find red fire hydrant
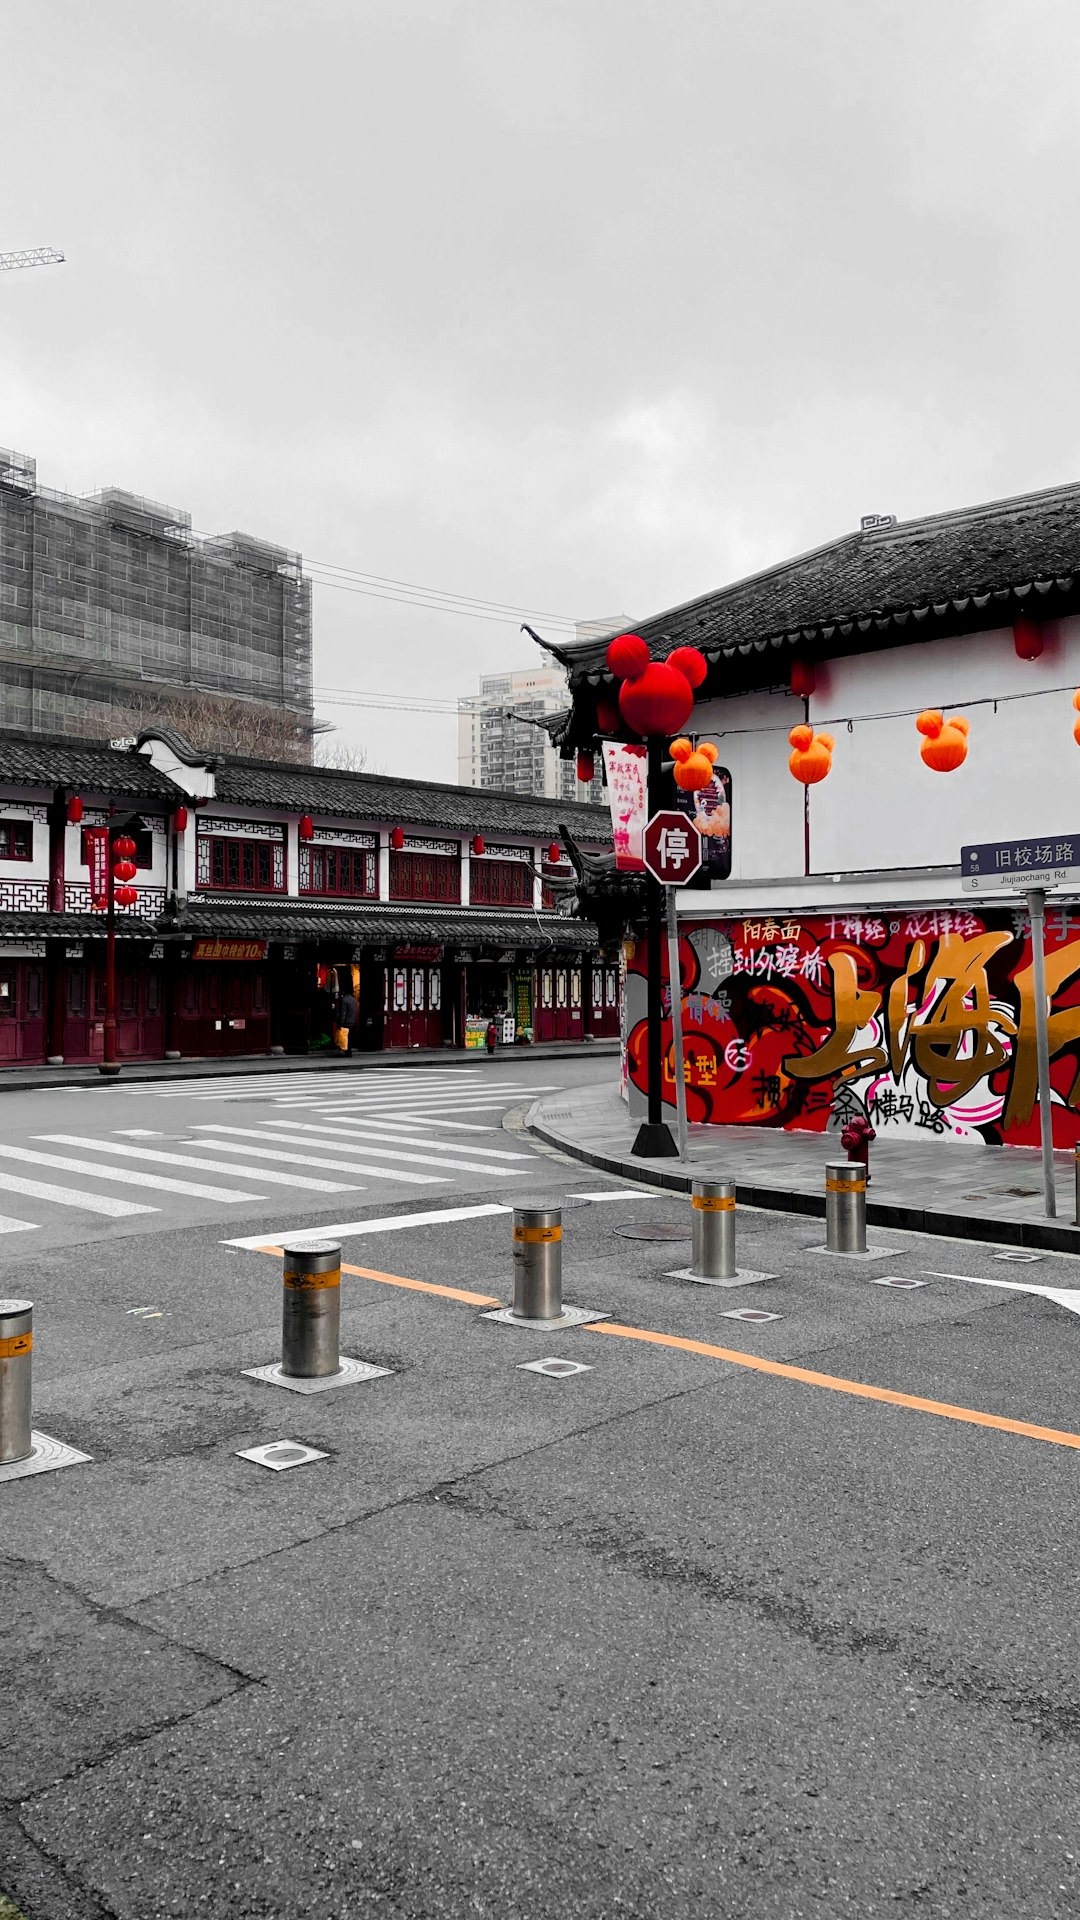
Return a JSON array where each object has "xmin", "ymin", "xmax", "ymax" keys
[{"xmin": 840, "ymin": 1113, "xmax": 875, "ymax": 1181}]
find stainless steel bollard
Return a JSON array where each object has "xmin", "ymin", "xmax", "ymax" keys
[
  {"xmin": 281, "ymin": 1243, "xmax": 342, "ymax": 1378},
  {"xmin": 512, "ymin": 1207, "xmax": 563, "ymax": 1320},
  {"xmin": 825, "ymin": 1162, "xmax": 867, "ymax": 1254},
  {"xmin": 0, "ymin": 1298, "xmax": 33, "ymax": 1465},
  {"xmin": 691, "ymin": 1179, "xmax": 737, "ymax": 1280}
]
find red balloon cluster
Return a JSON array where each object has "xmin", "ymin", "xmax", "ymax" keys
[{"xmin": 605, "ymin": 634, "xmax": 708, "ymax": 737}]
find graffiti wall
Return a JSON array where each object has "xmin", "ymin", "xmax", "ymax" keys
[{"xmin": 625, "ymin": 907, "xmax": 1080, "ymax": 1146}]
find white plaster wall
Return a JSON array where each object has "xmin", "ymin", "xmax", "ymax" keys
[
  {"xmin": 688, "ymin": 688, "xmax": 805, "ymax": 880},
  {"xmin": 808, "ymin": 617, "xmax": 1080, "ymax": 872}
]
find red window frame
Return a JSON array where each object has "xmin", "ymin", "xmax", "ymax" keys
[
  {"xmin": 300, "ymin": 845, "xmax": 378, "ymax": 898},
  {"xmin": 470, "ymin": 859, "xmax": 533, "ymax": 907},
  {"xmin": 389, "ymin": 851, "xmax": 460, "ymax": 903},
  {"xmin": 0, "ymin": 821, "xmax": 32, "ymax": 861},
  {"xmin": 197, "ymin": 835, "xmax": 286, "ymax": 893}
]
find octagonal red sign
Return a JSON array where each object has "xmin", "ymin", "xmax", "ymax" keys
[{"xmin": 641, "ymin": 810, "xmax": 703, "ymax": 886}]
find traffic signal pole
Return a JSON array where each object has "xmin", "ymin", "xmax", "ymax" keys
[
  {"xmin": 100, "ymin": 805, "xmax": 120, "ymax": 1078},
  {"xmin": 632, "ymin": 736, "xmax": 678, "ymax": 1158}
]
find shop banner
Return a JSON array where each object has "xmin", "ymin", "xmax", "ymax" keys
[
  {"xmin": 602, "ymin": 742, "xmax": 647, "ymax": 872},
  {"xmin": 84, "ymin": 827, "xmax": 109, "ymax": 909},
  {"xmin": 192, "ymin": 939, "xmax": 268, "ymax": 961}
]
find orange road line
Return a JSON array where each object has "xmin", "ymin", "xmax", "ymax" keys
[
  {"xmin": 589, "ymin": 1323, "xmax": 1080, "ymax": 1452},
  {"xmin": 252, "ymin": 1245, "xmax": 500, "ymax": 1308}
]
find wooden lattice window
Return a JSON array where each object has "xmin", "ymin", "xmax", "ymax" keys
[
  {"xmin": 470, "ymin": 860, "xmax": 533, "ymax": 907},
  {"xmin": 197, "ymin": 836, "xmax": 286, "ymax": 892},
  {"xmin": 389, "ymin": 852, "xmax": 460, "ymax": 903},
  {"xmin": 300, "ymin": 846, "xmax": 377, "ymax": 897},
  {"xmin": 0, "ymin": 821, "xmax": 32, "ymax": 861}
]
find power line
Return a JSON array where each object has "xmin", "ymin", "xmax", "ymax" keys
[
  {"xmin": 305, "ymin": 569, "xmax": 576, "ymax": 627},
  {"xmin": 304, "ymin": 556, "xmax": 577, "ymax": 622}
]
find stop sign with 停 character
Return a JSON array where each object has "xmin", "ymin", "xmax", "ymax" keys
[{"xmin": 642, "ymin": 810, "xmax": 703, "ymax": 885}]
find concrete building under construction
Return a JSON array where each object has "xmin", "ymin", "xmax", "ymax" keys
[{"xmin": 0, "ymin": 447, "xmax": 314, "ymax": 758}]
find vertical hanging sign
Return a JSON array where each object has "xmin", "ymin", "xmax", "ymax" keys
[
  {"xmin": 84, "ymin": 827, "xmax": 109, "ymax": 908},
  {"xmin": 602, "ymin": 742, "xmax": 648, "ymax": 872}
]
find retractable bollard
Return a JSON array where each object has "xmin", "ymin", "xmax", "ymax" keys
[
  {"xmin": 0, "ymin": 1298, "xmax": 33, "ymax": 1466},
  {"xmin": 691, "ymin": 1180, "xmax": 737, "ymax": 1280},
  {"xmin": 281, "ymin": 1243, "xmax": 342, "ymax": 1378},
  {"xmin": 825, "ymin": 1162, "xmax": 867, "ymax": 1254},
  {"xmin": 512, "ymin": 1207, "xmax": 563, "ymax": 1321}
]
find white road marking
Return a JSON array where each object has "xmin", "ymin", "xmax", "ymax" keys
[
  {"xmin": 7, "ymin": 1142, "xmax": 263, "ymax": 1203},
  {"xmin": 569, "ymin": 1191, "xmax": 661, "ymax": 1201},
  {"xmin": 190, "ymin": 1124, "xmax": 520, "ymax": 1179},
  {"xmin": 36, "ymin": 1136, "xmax": 362, "ymax": 1194},
  {"xmin": 224, "ymin": 1201, "xmax": 512, "ymax": 1249},
  {"xmin": 251, "ymin": 1120, "xmax": 532, "ymax": 1161},
  {"xmin": 182, "ymin": 1133, "xmax": 447, "ymax": 1184},
  {"xmin": 114, "ymin": 1129, "xmax": 167, "ymax": 1138},
  {"xmin": 925, "ymin": 1269, "xmax": 1080, "ymax": 1318},
  {"xmin": 0, "ymin": 1169, "xmax": 155, "ymax": 1217},
  {"xmin": 0, "ymin": 1214, "xmax": 38, "ymax": 1234}
]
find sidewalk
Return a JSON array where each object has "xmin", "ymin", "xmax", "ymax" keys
[
  {"xmin": 0, "ymin": 1036, "xmax": 619, "ymax": 1096},
  {"xmin": 528, "ymin": 1080, "xmax": 1080, "ymax": 1255}
]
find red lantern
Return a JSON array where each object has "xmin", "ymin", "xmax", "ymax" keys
[
  {"xmin": 595, "ymin": 695, "xmax": 620, "ymax": 735},
  {"xmin": 547, "ymin": 841, "xmax": 561, "ymax": 863},
  {"xmin": 298, "ymin": 814, "xmax": 314, "ymax": 841},
  {"xmin": 66, "ymin": 795, "xmax": 83, "ymax": 825},
  {"xmin": 112, "ymin": 859, "xmax": 137, "ymax": 882},
  {"xmin": 472, "ymin": 835, "xmax": 485, "ymax": 856},
  {"xmin": 113, "ymin": 834, "xmax": 136, "ymax": 858},
  {"xmin": 114, "ymin": 885, "xmax": 138, "ymax": 907},
  {"xmin": 790, "ymin": 657, "xmax": 816, "ymax": 698},
  {"xmin": 1013, "ymin": 618, "xmax": 1044, "ymax": 661},
  {"xmin": 390, "ymin": 826, "xmax": 405, "ymax": 851},
  {"xmin": 173, "ymin": 805, "xmax": 188, "ymax": 832},
  {"xmin": 576, "ymin": 750, "xmax": 595, "ymax": 784}
]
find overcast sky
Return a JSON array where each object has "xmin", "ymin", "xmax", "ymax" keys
[{"xmin": 5, "ymin": 0, "xmax": 1079, "ymax": 780}]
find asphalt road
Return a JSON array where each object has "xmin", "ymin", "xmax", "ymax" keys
[{"xmin": 1, "ymin": 1055, "xmax": 1077, "ymax": 1919}]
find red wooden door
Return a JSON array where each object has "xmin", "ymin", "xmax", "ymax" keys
[{"xmin": 0, "ymin": 961, "xmax": 45, "ymax": 1063}]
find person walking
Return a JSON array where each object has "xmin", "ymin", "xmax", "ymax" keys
[{"xmin": 334, "ymin": 985, "xmax": 359, "ymax": 1057}]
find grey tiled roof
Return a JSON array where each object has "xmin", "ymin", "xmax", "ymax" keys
[
  {"xmin": 213, "ymin": 757, "xmax": 611, "ymax": 842},
  {"xmin": 560, "ymin": 479, "xmax": 1080, "ymax": 685},
  {"xmin": 0, "ymin": 913, "xmax": 163, "ymax": 940},
  {"xmin": 0, "ymin": 731, "xmax": 183, "ymax": 798},
  {"xmin": 171, "ymin": 899, "xmax": 598, "ymax": 948}
]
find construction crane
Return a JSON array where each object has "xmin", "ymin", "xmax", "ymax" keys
[{"xmin": 0, "ymin": 248, "xmax": 65, "ymax": 272}]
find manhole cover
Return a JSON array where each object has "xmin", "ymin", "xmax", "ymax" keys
[
  {"xmin": 870, "ymin": 1275, "xmax": 927, "ymax": 1289},
  {"xmin": 518, "ymin": 1357, "xmax": 592, "ymax": 1378},
  {"xmin": 992, "ymin": 1250, "xmax": 1043, "ymax": 1263},
  {"xmin": 962, "ymin": 1187, "xmax": 1040, "ymax": 1200},
  {"xmin": 721, "ymin": 1307, "xmax": 781, "ymax": 1323},
  {"xmin": 508, "ymin": 1194, "xmax": 591, "ymax": 1211},
  {"xmin": 615, "ymin": 1223, "xmax": 691, "ymax": 1242}
]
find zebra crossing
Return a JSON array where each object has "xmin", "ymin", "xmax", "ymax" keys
[{"xmin": 0, "ymin": 1069, "xmax": 555, "ymax": 1241}]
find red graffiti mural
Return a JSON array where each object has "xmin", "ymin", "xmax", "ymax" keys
[{"xmin": 626, "ymin": 908, "xmax": 1080, "ymax": 1145}]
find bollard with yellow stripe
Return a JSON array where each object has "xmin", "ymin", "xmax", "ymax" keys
[
  {"xmin": 281, "ymin": 1243, "xmax": 342, "ymax": 1379},
  {"xmin": 512, "ymin": 1206, "xmax": 563, "ymax": 1321},
  {"xmin": 824, "ymin": 1161, "xmax": 867, "ymax": 1254},
  {"xmin": 691, "ymin": 1179, "xmax": 737, "ymax": 1280},
  {"xmin": 0, "ymin": 1298, "xmax": 33, "ymax": 1466}
]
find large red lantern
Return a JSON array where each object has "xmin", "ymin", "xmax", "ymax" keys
[
  {"xmin": 1013, "ymin": 618, "xmax": 1044, "ymax": 661},
  {"xmin": 112, "ymin": 859, "xmax": 137, "ymax": 883},
  {"xmin": 790, "ymin": 657, "xmax": 816, "ymax": 698},
  {"xmin": 114, "ymin": 885, "xmax": 138, "ymax": 908},
  {"xmin": 471, "ymin": 834, "xmax": 485, "ymax": 856},
  {"xmin": 576, "ymin": 750, "xmax": 595, "ymax": 784},
  {"xmin": 298, "ymin": 814, "xmax": 314, "ymax": 841},
  {"xmin": 595, "ymin": 694, "xmax": 620, "ymax": 735},
  {"xmin": 606, "ymin": 634, "xmax": 707, "ymax": 737},
  {"xmin": 173, "ymin": 805, "xmax": 188, "ymax": 832},
  {"xmin": 390, "ymin": 826, "xmax": 405, "ymax": 851},
  {"xmin": 546, "ymin": 841, "xmax": 561, "ymax": 863},
  {"xmin": 113, "ymin": 834, "xmax": 136, "ymax": 859},
  {"xmin": 66, "ymin": 795, "xmax": 83, "ymax": 825}
]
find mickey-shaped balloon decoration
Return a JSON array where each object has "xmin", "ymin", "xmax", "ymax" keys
[
  {"xmin": 1072, "ymin": 689, "xmax": 1080, "ymax": 744},
  {"xmin": 670, "ymin": 736, "xmax": 719, "ymax": 792},
  {"xmin": 788, "ymin": 724, "xmax": 834, "ymax": 784},
  {"xmin": 916, "ymin": 710, "xmax": 969, "ymax": 772},
  {"xmin": 605, "ymin": 633, "xmax": 708, "ymax": 736}
]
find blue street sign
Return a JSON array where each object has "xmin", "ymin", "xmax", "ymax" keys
[{"xmin": 960, "ymin": 834, "xmax": 1080, "ymax": 891}]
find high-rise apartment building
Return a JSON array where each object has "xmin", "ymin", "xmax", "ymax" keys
[
  {"xmin": 0, "ymin": 446, "xmax": 314, "ymax": 757},
  {"xmin": 457, "ymin": 664, "xmax": 603, "ymax": 802}
]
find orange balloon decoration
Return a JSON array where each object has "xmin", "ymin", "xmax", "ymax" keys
[
  {"xmin": 670, "ymin": 736, "xmax": 719, "ymax": 792},
  {"xmin": 1072, "ymin": 689, "xmax": 1080, "ymax": 747},
  {"xmin": 916, "ymin": 710, "xmax": 969, "ymax": 772},
  {"xmin": 788, "ymin": 724, "xmax": 834, "ymax": 785}
]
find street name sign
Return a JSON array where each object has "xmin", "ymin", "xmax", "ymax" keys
[
  {"xmin": 960, "ymin": 835, "xmax": 1080, "ymax": 892},
  {"xmin": 642, "ymin": 810, "xmax": 703, "ymax": 886}
]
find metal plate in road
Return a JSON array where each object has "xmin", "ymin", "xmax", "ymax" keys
[{"xmin": 615, "ymin": 1222, "xmax": 691, "ymax": 1241}]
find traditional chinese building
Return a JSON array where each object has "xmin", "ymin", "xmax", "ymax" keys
[
  {"xmin": 0, "ymin": 727, "xmax": 620, "ymax": 1065},
  {"xmin": 553, "ymin": 478, "xmax": 1080, "ymax": 1148}
]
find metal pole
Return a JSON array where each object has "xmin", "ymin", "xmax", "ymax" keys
[
  {"xmin": 1074, "ymin": 1146, "xmax": 1080, "ymax": 1228},
  {"xmin": 825, "ymin": 1161, "xmax": 867, "ymax": 1253},
  {"xmin": 666, "ymin": 885, "xmax": 689, "ymax": 1159},
  {"xmin": 281, "ymin": 1242, "xmax": 341, "ymax": 1378},
  {"xmin": 512, "ymin": 1206, "xmax": 563, "ymax": 1320},
  {"xmin": 691, "ymin": 1180, "xmax": 736, "ymax": 1280},
  {"xmin": 1026, "ymin": 887, "xmax": 1057, "ymax": 1219},
  {"xmin": 0, "ymin": 1298, "xmax": 33, "ymax": 1465},
  {"xmin": 632, "ymin": 735, "xmax": 677, "ymax": 1158},
  {"xmin": 100, "ymin": 805, "xmax": 120, "ymax": 1078}
]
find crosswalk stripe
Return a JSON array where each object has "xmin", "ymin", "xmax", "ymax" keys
[
  {"xmin": 36, "ymin": 1136, "xmax": 363, "ymax": 1194},
  {"xmin": 252, "ymin": 1120, "xmax": 532, "ymax": 1162},
  {"xmin": 224, "ymin": 1201, "xmax": 512, "ymax": 1248},
  {"xmin": 190, "ymin": 1125, "xmax": 521, "ymax": 1179},
  {"xmin": 0, "ymin": 1167, "xmax": 155, "ymax": 1217},
  {"xmin": 0, "ymin": 1214, "xmax": 39, "ymax": 1234},
  {"xmin": 8, "ymin": 1142, "xmax": 264, "ymax": 1203}
]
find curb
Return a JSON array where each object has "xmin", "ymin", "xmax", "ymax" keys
[{"xmin": 526, "ymin": 1116, "xmax": 1080, "ymax": 1257}]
